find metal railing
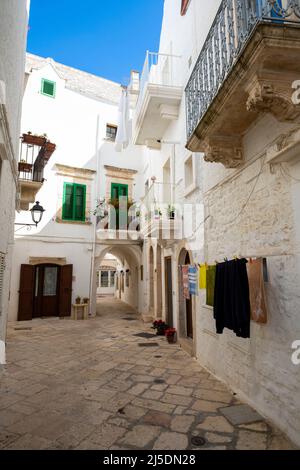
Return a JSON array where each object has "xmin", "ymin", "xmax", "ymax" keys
[
  {"xmin": 136, "ymin": 51, "xmax": 182, "ymax": 115},
  {"xmin": 141, "ymin": 182, "xmax": 178, "ymax": 222},
  {"xmin": 185, "ymin": 0, "xmax": 300, "ymax": 139},
  {"xmin": 18, "ymin": 143, "xmax": 45, "ymax": 183}
]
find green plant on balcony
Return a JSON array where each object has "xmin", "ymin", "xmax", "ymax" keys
[
  {"xmin": 167, "ymin": 205, "xmax": 176, "ymax": 220},
  {"xmin": 107, "ymin": 198, "xmax": 135, "ymax": 210}
]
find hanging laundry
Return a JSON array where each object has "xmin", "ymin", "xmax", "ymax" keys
[
  {"xmin": 206, "ymin": 265, "xmax": 216, "ymax": 307},
  {"xmin": 188, "ymin": 265, "xmax": 198, "ymax": 296},
  {"xmin": 214, "ymin": 259, "xmax": 250, "ymax": 338},
  {"xmin": 199, "ymin": 264, "xmax": 207, "ymax": 290},
  {"xmin": 181, "ymin": 265, "xmax": 190, "ymax": 300},
  {"xmin": 247, "ymin": 258, "xmax": 268, "ymax": 324}
]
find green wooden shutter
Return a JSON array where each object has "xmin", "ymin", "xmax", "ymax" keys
[
  {"xmin": 62, "ymin": 183, "xmax": 74, "ymax": 220},
  {"xmin": 74, "ymin": 184, "xmax": 86, "ymax": 221}
]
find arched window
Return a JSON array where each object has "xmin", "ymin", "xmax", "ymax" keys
[{"xmin": 181, "ymin": 0, "xmax": 190, "ymax": 16}]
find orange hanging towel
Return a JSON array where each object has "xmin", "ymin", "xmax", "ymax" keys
[{"xmin": 247, "ymin": 258, "xmax": 268, "ymax": 324}]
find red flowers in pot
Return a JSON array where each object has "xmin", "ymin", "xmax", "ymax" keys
[
  {"xmin": 165, "ymin": 328, "xmax": 177, "ymax": 344},
  {"xmin": 152, "ymin": 320, "xmax": 168, "ymax": 336}
]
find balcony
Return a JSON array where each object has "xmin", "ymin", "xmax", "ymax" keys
[
  {"xmin": 95, "ymin": 198, "xmax": 141, "ymax": 241},
  {"xmin": 185, "ymin": 0, "xmax": 300, "ymax": 168},
  {"xmin": 18, "ymin": 133, "xmax": 56, "ymax": 210},
  {"xmin": 140, "ymin": 183, "xmax": 182, "ymax": 239},
  {"xmin": 133, "ymin": 52, "xmax": 182, "ymax": 148}
]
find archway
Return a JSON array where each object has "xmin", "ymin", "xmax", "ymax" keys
[
  {"xmin": 92, "ymin": 244, "xmax": 142, "ymax": 316},
  {"xmin": 178, "ymin": 248, "xmax": 193, "ymax": 340}
]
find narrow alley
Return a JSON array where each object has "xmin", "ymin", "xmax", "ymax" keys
[{"xmin": 0, "ymin": 299, "xmax": 295, "ymax": 450}]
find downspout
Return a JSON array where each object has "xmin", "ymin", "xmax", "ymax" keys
[{"xmin": 89, "ymin": 114, "xmax": 100, "ymax": 316}]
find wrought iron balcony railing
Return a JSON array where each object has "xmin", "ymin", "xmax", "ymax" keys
[
  {"xmin": 185, "ymin": 0, "xmax": 300, "ymax": 140},
  {"xmin": 18, "ymin": 133, "xmax": 56, "ymax": 183}
]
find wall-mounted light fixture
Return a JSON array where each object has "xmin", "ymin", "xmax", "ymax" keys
[{"xmin": 15, "ymin": 201, "xmax": 45, "ymax": 229}]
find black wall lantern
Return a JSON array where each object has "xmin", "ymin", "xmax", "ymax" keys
[
  {"xmin": 30, "ymin": 201, "xmax": 45, "ymax": 226},
  {"xmin": 15, "ymin": 201, "xmax": 45, "ymax": 229}
]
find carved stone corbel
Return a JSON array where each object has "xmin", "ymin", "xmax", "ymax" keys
[
  {"xmin": 203, "ymin": 135, "xmax": 244, "ymax": 169},
  {"xmin": 246, "ymin": 75, "xmax": 300, "ymax": 122}
]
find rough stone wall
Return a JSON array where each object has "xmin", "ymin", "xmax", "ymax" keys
[{"xmin": 196, "ymin": 121, "xmax": 300, "ymax": 445}]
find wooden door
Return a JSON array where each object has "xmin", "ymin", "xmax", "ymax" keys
[
  {"xmin": 165, "ymin": 257, "xmax": 173, "ymax": 327},
  {"xmin": 18, "ymin": 265, "xmax": 35, "ymax": 321},
  {"xmin": 185, "ymin": 252, "xmax": 193, "ymax": 339},
  {"xmin": 41, "ymin": 265, "xmax": 59, "ymax": 317},
  {"xmin": 59, "ymin": 265, "xmax": 73, "ymax": 317}
]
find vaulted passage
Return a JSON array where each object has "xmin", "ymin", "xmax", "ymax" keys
[{"xmin": 0, "ymin": 297, "xmax": 294, "ymax": 450}]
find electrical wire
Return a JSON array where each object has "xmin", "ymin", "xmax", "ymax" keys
[{"xmin": 280, "ymin": 163, "xmax": 300, "ymax": 182}]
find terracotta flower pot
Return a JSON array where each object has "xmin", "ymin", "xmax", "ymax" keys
[
  {"xmin": 22, "ymin": 134, "xmax": 47, "ymax": 147},
  {"xmin": 18, "ymin": 162, "xmax": 33, "ymax": 173},
  {"xmin": 167, "ymin": 335, "xmax": 176, "ymax": 344}
]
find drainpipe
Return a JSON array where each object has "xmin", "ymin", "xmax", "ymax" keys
[{"xmin": 88, "ymin": 115, "xmax": 101, "ymax": 316}]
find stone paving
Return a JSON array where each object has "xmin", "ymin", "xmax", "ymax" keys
[{"xmin": 0, "ymin": 298, "xmax": 296, "ymax": 450}]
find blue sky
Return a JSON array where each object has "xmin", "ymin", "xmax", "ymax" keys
[{"xmin": 27, "ymin": 0, "xmax": 164, "ymax": 84}]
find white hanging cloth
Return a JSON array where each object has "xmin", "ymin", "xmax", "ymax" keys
[{"xmin": 115, "ymin": 87, "xmax": 130, "ymax": 152}]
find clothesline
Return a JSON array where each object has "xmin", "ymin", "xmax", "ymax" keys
[{"xmin": 179, "ymin": 257, "xmax": 269, "ymax": 338}]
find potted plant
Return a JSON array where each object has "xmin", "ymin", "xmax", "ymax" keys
[
  {"xmin": 165, "ymin": 328, "xmax": 177, "ymax": 344},
  {"xmin": 18, "ymin": 160, "xmax": 33, "ymax": 173},
  {"xmin": 44, "ymin": 141, "xmax": 56, "ymax": 153},
  {"xmin": 152, "ymin": 320, "xmax": 168, "ymax": 336},
  {"xmin": 168, "ymin": 205, "xmax": 176, "ymax": 220},
  {"xmin": 83, "ymin": 297, "xmax": 89, "ymax": 304},
  {"xmin": 154, "ymin": 208, "xmax": 162, "ymax": 220},
  {"xmin": 22, "ymin": 132, "xmax": 47, "ymax": 147},
  {"xmin": 75, "ymin": 296, "xmax": 81, "ymax": 305}
]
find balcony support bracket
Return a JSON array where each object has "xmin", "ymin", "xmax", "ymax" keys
[
  {"xmin": 203, "ymin": 135, "xmax": 244, "ymax": 169},
  {"xmin": 246, "ymin": 74, "xmax": 300, "ymax": 123}
]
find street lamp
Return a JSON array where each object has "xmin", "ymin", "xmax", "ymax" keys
[
  {"xmin": 15, "ymin": 201, "xmax": 45, "ymax": 229},
  {"xmin": 30, "ymin": 201, "xmax": 45, "ymax": 226}
]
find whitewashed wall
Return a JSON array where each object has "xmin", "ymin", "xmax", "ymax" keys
[
  {"xmin": 0, "ymin": 0, "xmax": 30, "ymax": 342},
  {"xmin": 10, "ymin": 55, "xmax": 145, "ymax": 321},
  {"xmin": 141, "ymin": 0, "xmax": 300, "ymax": 446}
]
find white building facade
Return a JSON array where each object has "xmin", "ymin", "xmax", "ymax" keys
[
  {"xmin": 9, "ymin": 54, "xmax": 146, "ymax": 323},
  {"xmin": 6, "ymin": 0, "xmax": 300, "ymax": 448},
  {"xmin": 130, "ymin": 0, "xmax": 300, "ymax": 447},
  {"xmin": 0, "ymin": 0, "xmax": 30, "ymax": 350}
]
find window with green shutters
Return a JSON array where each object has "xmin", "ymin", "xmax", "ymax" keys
[
  {"xmin": 41, "ymin": 78, "xmax": 56, "ymax": 98},
  {"xmin": 62, "ymin": 183, "xmax": 86, "ymax": 222}
]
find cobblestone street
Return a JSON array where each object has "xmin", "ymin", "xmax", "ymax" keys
[{"xmin": 0, "ymin": 299, "xmax": 296, "ymax": 450}]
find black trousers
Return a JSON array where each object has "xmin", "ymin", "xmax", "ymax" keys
[{"xmin": 213, "ymin": 259, "xmax": 250, "ymax": 338}]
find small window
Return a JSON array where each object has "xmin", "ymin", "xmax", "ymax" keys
[
  {"xmin": 101, "ymin": 271, "xmax": 109, "ymax": 287},
  {"xmin": 110, "ymin": 271, "xmax": 116, "ymax": 287},
  {"xmin": 62, "ymin": 182, "xmax": 86, "ymax": 222},
  {"xmin": 41, "ymin": 79, "xmax": 56, "ymax": 98},
  {"xmin": 106, "ymin": 124, "xmax": 118, "ymax": 141},
  {"xmin": 181, "ymin": 0, "xmax": 190, "ymax": 15}
]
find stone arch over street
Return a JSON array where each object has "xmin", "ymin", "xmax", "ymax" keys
[{"xmin": 92, "ymin": 243, "xmax": 142, "ymax": 316}]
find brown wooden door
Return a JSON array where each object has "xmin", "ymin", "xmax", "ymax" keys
[
  {"xmin": 33, "ymin": 265, "xmax": 60, "ymax": 318},
  {"xmin": 185, "ymin": 252, "xmax": 193, "ymax": 339},
  {"xmin": 18, "ymin": 265, "xmax": 35, "ymax": 321},
  {"xmin": 165, "ymin": 257, "xmax": 173, "ymax": 327},
  {"xmin": 41, "ymin": 266, "xmax": 59, "ymax": 317},
  {"xmin": 59, "ymin": 265, "xmax": 73, "ymax": 317}
]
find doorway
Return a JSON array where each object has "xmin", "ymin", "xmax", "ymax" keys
[
  {"xmin": 33, "ymin": 264, "xmax": 60, "ymax": 318},
  {"xmin": 165, "ymin": 257, "xmax": 173, "ymax": 327},
  {"xmin": 178, "ymin": 249, "xmax": 193, "ymax": 340},
  {"xmin": 18, "ymin": 263, "xmax": 73, "ymax": 321},
  {"xmin": 184, "ymin": 252, "xmax": 193, "ymax": 339}
]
